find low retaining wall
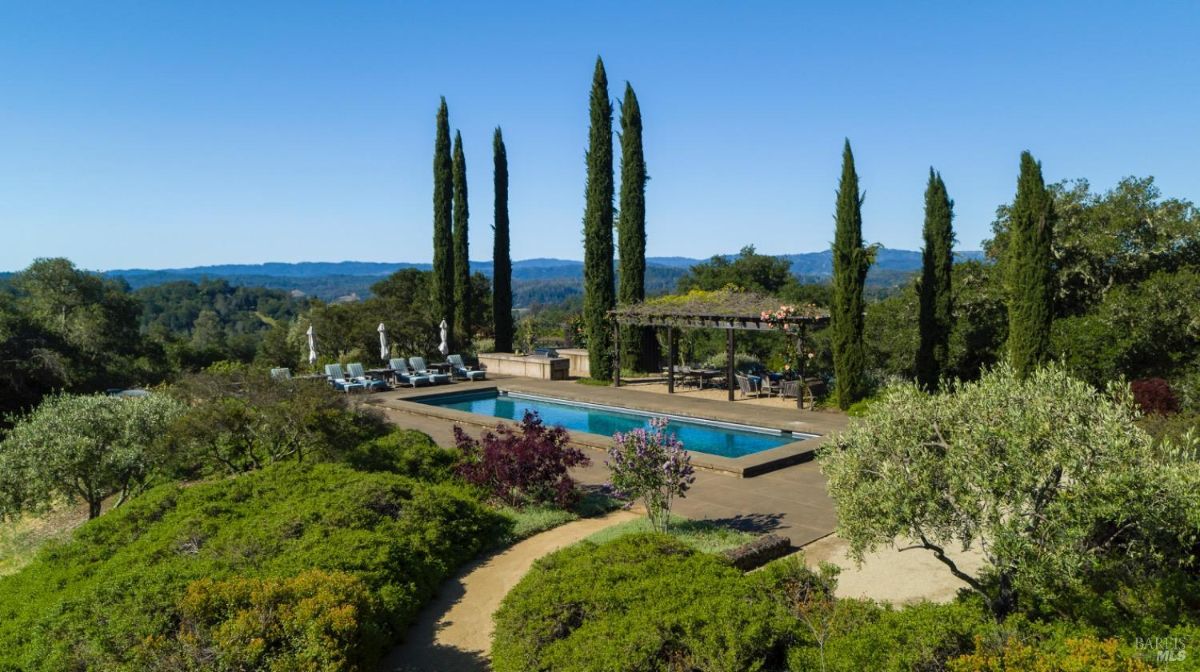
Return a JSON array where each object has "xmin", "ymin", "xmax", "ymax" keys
[
  {"xmin": 557, "ymin": 348, "xmax": 590, "ymax": 378},
  {"xmin": 478, "ymin": 352, "xmax": 570, "ymax": 380}
]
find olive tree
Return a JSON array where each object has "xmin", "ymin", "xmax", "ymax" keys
[
  {"xmin": 0, "ymin": 393, "xmax": 183, "ymax": 519},
  {"xmin": 819, "ymin": 364, "xmax": 1199, "ymax": 618}
]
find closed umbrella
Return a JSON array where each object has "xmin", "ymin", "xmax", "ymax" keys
[
  {"xmin": 306, "ymin": 325, "xmax": 317, "ymax": 365},
  {"xmin": 438, "ymin": 319, "xmax": 449, "ymax": 356},
  {"xmin": 377, "ymin": 322, "xmax": 389, "ymax": 362}
]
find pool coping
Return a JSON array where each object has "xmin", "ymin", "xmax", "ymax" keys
[{"xmin": 367, "ymin": 384, "xmax": 829, "ymax": 478}]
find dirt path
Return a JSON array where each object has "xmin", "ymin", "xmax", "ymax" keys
[{"xmin": 378, "ymin": 509, "xmax": 640, "ymax": 672}]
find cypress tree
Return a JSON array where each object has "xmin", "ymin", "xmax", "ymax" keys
[
  {"xmin": 617, "ymin": 82, "xmax": 656, "ymax": 371},
  {"xmin": 452, "ymin": 130, "xmax": 471, "ymax": 348},
  {"xmin": 831, "ymin": 139, "xmax": 871, "ymax": 409},
  {"xmin": 1006, "ymin": 151, "xmax": 1055, "ymax": 378},
  {"xmin": 582, "ymin": 57, "xmax": 615, "ymax": 380},
  {"xmin": 431, "ymin": 98, "xmax": 455, "ymax": 348},
  {"xmin": 916, "ymin": 169, "xmax": 955, "ymax": 390},
  {"xmin": 492, "ymin": 127, "xmax": 513, "ymax": 352}
]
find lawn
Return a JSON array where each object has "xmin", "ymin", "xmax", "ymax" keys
[
  {"xmin": 582, "ymin": 514, "xmax": 756, "ymax": 553},
  {"xmin": 0, "ymin": 500, "xmax": 95, "ymax": 576},
  {"xmin": 495, "ymin": 489, "xmax": 622, "ymax": 545}
]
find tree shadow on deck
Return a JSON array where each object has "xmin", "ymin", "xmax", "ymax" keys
[{"xmin": 701, "ymin": 512, "xmax": 787, "ymax": 534}]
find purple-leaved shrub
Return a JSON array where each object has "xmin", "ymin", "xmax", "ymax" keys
[{"xmin": 454, "ymin": 411, "xmax": 590, "ymax": 508}]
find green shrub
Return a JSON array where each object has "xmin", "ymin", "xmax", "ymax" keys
[
  {"xmin": 491, "ymin": 533, "xmax": 791, "ymax": 672},
  {"xmin": 844, "ymin": 395, "xmax": 878, "ymax": 417},
  {"xmin": 164, "ymin": 368, "xmax": 388, "ymax": 477},
  {"xmin": 948, "ymin": 632, "xmax": 1155, "ymax": 671},
  {"xmin": 142, "ymin": 569, "xmax": 381, "ymax": 671},
  {"xmin": 342, "ymin": 429, "xmax": 460, "ymax": 480},
  {"xmin": 0, "ymin": 462, "xmax": 508, "ymax": 671},
  {"xmin": 699, "ymin": 351, "xmax": 762, "ymax": 373},
  {"xmin": 786, "ymin": 600, "xmax": 992, "ymax": 672}
]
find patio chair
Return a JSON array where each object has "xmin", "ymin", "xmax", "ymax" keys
[
  {"xmin": 324, "ymin": 364, "xmax": 367, "ymax": 393},
  {"xmin": 390, "ymin": 358, "xmax": 432, "ymax": 387},
  {"xmin": 269, "ymin": 367, "xmax": 292, "ymax": 382},
  {"xmin": 346, "ymin": 362, "xmax": 389, "ymax": 392},
  {"xmin": 736, "ymin": 373, "xmax": 767, "ymax": 399},
  {"xmin": 409, "ymin": 357, "xmax": 451, "ymax": 385},
  {"xmin": 447, "ymin": 354, "xmax": 486, "ymax": 381}
]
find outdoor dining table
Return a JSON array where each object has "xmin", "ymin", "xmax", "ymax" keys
[{"xmin": 682, "ymin": 368, "xmax": 722, "ymax": 389}]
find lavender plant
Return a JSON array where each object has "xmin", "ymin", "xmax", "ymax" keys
[{"xmin": 607, "ymin": 418, "xmax": 696, "ymax": 532}]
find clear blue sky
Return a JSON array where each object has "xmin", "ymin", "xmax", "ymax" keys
[{"xmin": 2, "ymin": 1, "xmax": 1197, "ymax": 271}]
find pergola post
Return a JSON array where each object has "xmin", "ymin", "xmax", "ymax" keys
[
  {"xmin": 613, "ymin": 320, "xmax": 621, "ymax": 387},
  {"xmin": 726, "ymin": 328, "xmax": 735, "ymax": 401},
  {"xmin": 667, "ymin": 326, "xmax": 676, "ymax": 393}
]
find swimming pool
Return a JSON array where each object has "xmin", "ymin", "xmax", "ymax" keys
[{"xmin": 416, "ymin": 390, "xmax": 811, "ymax": 458}]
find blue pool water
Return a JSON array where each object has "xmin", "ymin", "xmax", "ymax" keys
[{"xmin": 418, "ymin": 390, "xmax": 807, "ymax": 458}]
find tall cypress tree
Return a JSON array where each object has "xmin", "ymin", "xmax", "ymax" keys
[
  {"xmin": 582, "ymin": 57, "xmax": 615, "ymax": 380},
  {"xmin": 452, "ymin": 130, "xmax": 471, "ymax": 348},
  {"xmin": 492, "ymin": 127, "xmax": 513, "ymax": 352},
  {"xmin": 916, "ymin": 169, "xmax": 955, "ymax": 390},
  {"xmin": 431, "ymin": 98, "xmax": 455, "ymax": 348},
  {"xmin": 831, "ymin": 139, "xmax": 871, "ymax": 409},
  {"xmin": 617, "ymin": 82, "xmax": 656, "ymax": 371},
  {"xmin": 1006, "ymin": 151, "xmax": 1055, "ymax": 378}
]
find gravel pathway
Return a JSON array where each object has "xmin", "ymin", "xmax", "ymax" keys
[{"xmin": 378, "ymin": 509, "xmax": 640, "ymax": 672}]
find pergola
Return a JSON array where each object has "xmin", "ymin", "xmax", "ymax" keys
[{"xmin": 609, "ymin": 290, "xmax": 830, "ymax": 401}]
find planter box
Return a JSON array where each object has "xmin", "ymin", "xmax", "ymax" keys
[
  {"xmin": 556, "ymin": 348, "xmax": 590, "ymax": 378},
  {"xmin": 478, "ymin": 352, "xmax": 570, "ymax": 380}
]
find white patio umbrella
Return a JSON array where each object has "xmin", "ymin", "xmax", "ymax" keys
[
  {"xmin": 377, "ymin": 322, "xmax": 389, "ymax": 362},
  {"xmin": 306, "ymin": 325, "xmax": 317, "ymax": 365},
  {"xmin": 438, "ymin": 319, "xmax": 450, "ymax": 356}
]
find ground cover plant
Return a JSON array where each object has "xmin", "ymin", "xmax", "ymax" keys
[
  {"xmin": 491, "ymin": 533, "xmax": 794, "ymax": 672},
  {"xmin": 494, "ymin": 537, "xmax": 1177, "ymax": 672},
  {"xmin": 0, "ymin": 455, "xmax": 508, "ymax": 671}
]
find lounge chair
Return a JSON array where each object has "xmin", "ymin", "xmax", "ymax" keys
[
  {"xmin": 409, "ymin": 357, "xmax": 451, "ymax": 385},
  {"xmin": 325, "ymin": 364, "xmax": 366, "ymax": 393},
  {"xmin": 390, "ymin": 358, "xmax": 432, "ymax": 387},
  {"xmin": 447, "ymin": 354, "xmax": 486, "ymax": 381},
  {"xmin": 736, "ymin": 373, "xmax": 767, "ymax": 399},
  {"xmin": 346, "ymin": 362, "xmax": 389, "ymax": 392},
  {"xmin": 270, "ymin": 367, "xmax": 292, "ymax": 382}
]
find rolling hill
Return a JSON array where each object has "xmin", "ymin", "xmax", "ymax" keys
[{"xmin": 100, "ymin": 247, "xmax": 984, "ymax": 304}]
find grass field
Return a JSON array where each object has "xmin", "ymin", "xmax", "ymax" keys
[{"xmin": 0, "ymin": 502, "xmax": 90, "ymax": 576}]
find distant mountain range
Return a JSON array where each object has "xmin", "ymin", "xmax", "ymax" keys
[{"xmin": 100, "ymin": 247, "xmax": 984, "ymax": 304}]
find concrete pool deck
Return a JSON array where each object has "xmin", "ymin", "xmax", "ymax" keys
[
  {"xmin": 363, "ymin": 376, "xmax": 846, "ymax": 547},
  {"xmin": 369, "ymin": 376, "xmax": 847, "ymax": 477}
]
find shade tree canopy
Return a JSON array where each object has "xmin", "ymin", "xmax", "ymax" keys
[
  {"xmin": 820, "ymin": 363, "xmax": 1200, "ymax": 619},
  {"xmin": 0, "ymin": 393, "xmax": 184, "ymax": 519}
]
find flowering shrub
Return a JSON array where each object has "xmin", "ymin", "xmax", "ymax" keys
[
  {"xmin": 166, "ymin": 569, "xmax": 382, "ymax": 671},
  {"xmin": 760, "ymin": 304, "xmax": 802, "ymax": 332},
  {"xmin": 761, "ymin": 304, "xmax": 820, "ymax": 374},
  {"xmin": 1131, "ymin": 378, "xmax": 1179, "ymax": 416},
  {"xmin": 455, "ymin": 411, "xmax": 590, "ymax": 508},
  {"xmin": 607, "ymin": 418, "xmax": 696, "ymax": 532}
]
